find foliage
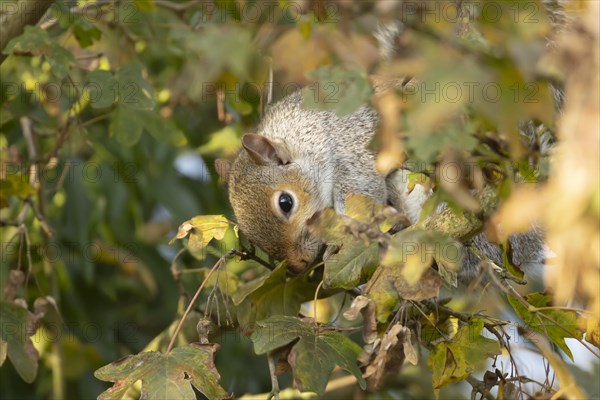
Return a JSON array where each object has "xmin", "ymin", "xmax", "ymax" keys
[
  {"xmin": 95, "ymin": 343, "xmax": 228, "ymax": 400},
  {"xmin": 1, "ymin": 1, "xmax": 599, "ymax": 399},
  {"xmin": 427, "ymin": 319, "xmax": 501, "ymax": 390},
  {"xmin": 251, "ymin": 315, "xmax": 366, "ymax": 396},
  {"xmin": 0, "ymin": 299, "xmax": 40, "ymax": 383}
]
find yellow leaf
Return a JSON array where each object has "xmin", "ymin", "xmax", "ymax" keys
[
  {"xmin": 402, "ymin": 250, "xmax": 433, "ymax": 285},
  {"xmin": 170, "ymin": 215, "xmax": 230, "ymax": 248},
  {"xmin": 585, "ymin": 316, "xmax": 600, "ymax": 349}
]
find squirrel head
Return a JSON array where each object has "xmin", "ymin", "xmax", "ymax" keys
[{"xmin": 216, "ymin": 134, "xmax": 330, "ymax": 272}]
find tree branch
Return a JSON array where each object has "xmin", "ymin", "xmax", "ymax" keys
[
  {"xmin": 419, "ymin": 186, "xmax": 499, "ymax": 243},
  {"xmin": 0, "ymin": 0, "xmax": 55, "ymax": 65}
]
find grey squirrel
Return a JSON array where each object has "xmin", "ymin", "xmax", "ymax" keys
[
  {"xmin": 214, "ymin": 0, "xmax": 563, "ymax": 276},
  {"xmin": 215, "ymin": 89, "xmax": 547, "ymax": 276},
  {"xmin": 216, "ymin": 91, "xmax": 387, "ymax": 271}
]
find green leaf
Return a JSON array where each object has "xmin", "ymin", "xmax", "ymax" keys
[
  {"xmin": 0, "ymin": 174, "xmax": 36, "ymax": 202},
  {"xmin": 72, "ymin": 19, "xmax": 102, "ymax": 48},
  {"xmin": 188, "ymin": 25, "xmax": 254, "ymax": 78},
  {"xmin": 383, "ymin": 230, "xmax": 461, "ymax": 284},
  {"xmin": 94, "ymin": 343, "xmax": 228, "ymax": 400},
  {"xmin": 366, "ymin": 271, "xmax": 400, "ymax": 323},
  {"xmin": 0, "ymin": 301, "xmax": 39, "ymax": 383},
  {"xmin": 406, "ymin": 121, "xmax": 478, "ymax": 164},
  {"xmin": 306, "ymin": 208, "xmax": 349, "ymax": 245},
  {"xmin": 252, "ymin": 316, "xmax": 366, "ymax": 395},
  {"xmin": 134, "ymin": 0, "xmax": 156, "ymax": 12},
  {"xmin": 307, "ymin": 193, "xmax": 400, "ymax": 247},
  {"xmin": 232, "ymin": 263, "xmax": 316, "ymax": 327},
  {"xmin": 116, "ymin": 62, "xmax": 155, "ymax": 110},
  {"xmin": 507, "ymin": 293, "xmax": 582, "ymax": 360},
  {"xmin": 323, "ymin": 239, "xmax": 379, "ymax": 290},
  {"xmin": 366, "ymin": 266, "xmax": 443, "ymax": 324},
  {"xmin": 46, "ymin": 44, "xmax": 75, "ymax": 79},
  {"xmin": 502, "ymin": 240, "xmax": 524, "ymax": 280},
  {"xmin": 109, "ymin": 107, "xmax": 145, "ymax": 146},
  {"xmin": 109, "ymin": 106, "xmax": 185, "ymax": 146},
  {"xmin": 86, "ymin": 70, "xmax": 118, "ymax": 109},
  {"xmin": 427, "ymin": 318, "xmax": 501, "ymax": 389},
  {"xmin": 363, "ymin": 230, "xmax": 458, "ymax": 321},
  {"xmin": 198, "ymin": 126, "xmax": 242, "ymax": 157},
  {"xmin": 2, "ymin": 26, "xmax": 50, "ymax": 55},
  {"xmin": 143, "ymin": 112, "xmax": 187, "ymax": 146},
  {"xmin": 302, "ymin": 66, "xmax": 372, "ymax": 116},
  {"xmin": 345, "ymin": 193, "xmax": 400, "ymax": 231},
  {"xmin": 1, "ymin": 26, "xmax": 74, "ymax": 79}
]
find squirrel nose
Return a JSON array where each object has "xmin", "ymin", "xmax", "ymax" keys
[{"xmin": 288, "ymin": 259, "xmax": 309, "ymax": 274}]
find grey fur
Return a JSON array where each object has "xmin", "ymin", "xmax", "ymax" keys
[
  {"xmin": 225, "ymin": 0, "xmax": 568, "ymax": 274},
  {"xmin": 256, "ymin": 91, "xmax": 387, "ymax": 210},
  {"xmin": 227, "ymin": 91, "xmax": 387, "ymax": 271},
  {"xmin": 226, "ymin": 90, "xmax": 547, "ymax": 277}
]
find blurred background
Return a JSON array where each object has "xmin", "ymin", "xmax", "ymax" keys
[{"xmin": 1, "ymin": 1, "xmax": 393, "ymax": 398}]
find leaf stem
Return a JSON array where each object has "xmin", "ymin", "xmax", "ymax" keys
[
  {"xmin": 232, "ymin": 247, "xmax": 275, "ymax": 270},
  {"xmin": 313, "ymin": 280, "xmax": 324, "ymax": 324}
]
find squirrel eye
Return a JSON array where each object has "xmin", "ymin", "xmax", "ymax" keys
[{"xmin": 278, "ymin": 193, "xmax": 294, "ymax": 214}]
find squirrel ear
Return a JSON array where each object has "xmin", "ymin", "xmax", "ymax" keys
[
  {"xmin": 215, "ymin": 159, "xmax": 231, "ymax": 183},
  {"xmin": 242, "ymin": 134, "xmax": 290, "ymax": 166}
]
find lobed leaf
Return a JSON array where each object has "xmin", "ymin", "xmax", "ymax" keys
[
  {"xmin": 116, "ymin": 62, "xmax": 155, "ymax": 111},
  {"xmin": 508, "ymin": 293, "xmax": 582, "ymax": 360},
  {"xmin": 95, "ymin": 343, "xmax": 229, "ymax": 400},
  {"xmin": 86, "ymin": 70, "xmax": 118, "ymax": 109},
  {"xmin": 232, "ymin": 263, "xmax": 316, "ymax": 328},
  {"xmin": 252, "ymin": 316, "xmax": 366, "ymax": 395},
  {"xmin": 427, "ymin": 318, "xmax": 501, "ymax": 389},
  {"xmin": 302, "ymin": 66, "xmax": 372, "ymax": 116},
  {"xmin": 0, "ymin": 301, "xmax": 40, "ymax": 383},
  {"xmin": 170, "ymin": 215, "xmax": 230, "ymax": 249},
  {"xmin": 323, "ymin": 239, "xmax": 379, "ymax": 290}
]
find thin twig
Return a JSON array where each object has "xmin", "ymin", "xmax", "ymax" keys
[
  {"xmin": 166, "ymin": 251, "xmax": 232, "ymax": 354},
  {"xmin": 465, "ymin": 376, "xmax": 495, "ymax": 400},
  {"xmin": 22, "ymin": 228, "xmax": 34, "ymax": 290},
  {"xmin": 40, "ymin": 0, "xmax": 118, "ymax": 30},
  {"xmin": 486, "ymin": 265, "xmax": 600, "ymax": 359},
  {"xmin": 170, "ymin": 248, "xmax": 188, "ymax": 300},
  {"xmin": 535, "ymin": 312, "xmax": 600, "ymax": 359},
  {"xmin": 78, "ymin": 113, "xmax": 111, "ymax": 129},
  {"xmin": 532, "ymin": 306, "xmax": 591, "ymax": 315},
  {"xmin": 232, "ymin": 247, "xmax": 274, "ymax": 270},
  {"xmin": 26, "ymin": 199, "xmax": 53, "ymax": 237},
  {"xmin": 469, "ymin": 246, "xmax": 527, "ymax": 285},
  {"xmin": 17, "ymin": 117, "xmax": 37, "ymax": 224},
  {"xmin": 410, "ymin": 300, "xmax": 448, "ymax": 341}
]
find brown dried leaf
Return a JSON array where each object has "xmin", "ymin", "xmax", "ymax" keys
[
  {"xmin": 343, "ymin": 295, "xmax": 370, "ymax": 321},
  {"xmin": 364, "ymin": 323, "xmax": 410, "ymax": 389},
  {"xmin": 395, "ymin": 268, "xmax": 442, "ymax": 301},
  {"xmin": 344, "ymin": 296, "xmax": 378, "ymax": 345},
  {"xmin": 3, "ymin": 270, "xmax": 24, "ymax": 302},
  {"xmin": 402, "ymin": 328, "xmax": 418, "ymax": 365}
]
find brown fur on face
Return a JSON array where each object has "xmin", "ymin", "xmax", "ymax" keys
[
  {"xmin": 217, "ymin": 91, "xmax": 388, "ymax": 272},
  {"xmin": 228, "ymin": 151, "xmax": 327, "ymax": 272}
]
